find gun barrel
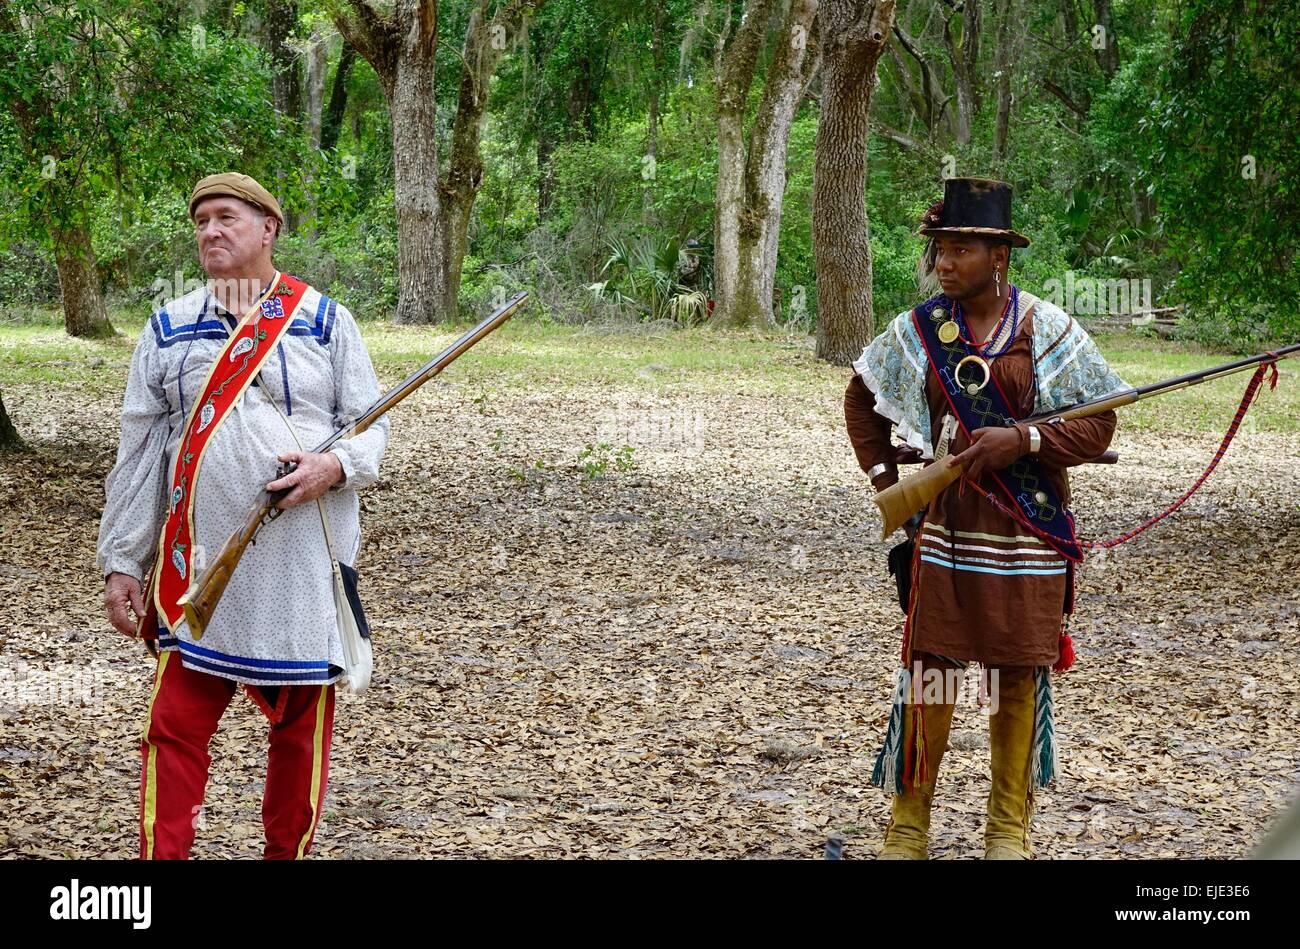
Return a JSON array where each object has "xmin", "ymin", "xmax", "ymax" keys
[
  {"xmin": 1023, "ymin": 342, "xmax": 1299, "ymax": 425},
  {"xmin": 872, "ymin": 341, "xmax": 1296, "ymax": 539},
  {"xmin": 316, "ymin": 291, "xmax": 528, "ymax": 452},
  {"xmin": 177, "ymin": 292, "xmax": 528, "ymax": 638}
]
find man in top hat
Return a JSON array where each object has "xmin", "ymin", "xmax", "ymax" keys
[
  {"xmin": 844, "ymin": 177, "xmax": 1127, "ymax": 858},
  {"xmin": 97, "ymin": 172, "xmax": 390, "ymax": 858}
]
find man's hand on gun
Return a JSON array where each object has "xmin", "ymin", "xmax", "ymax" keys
[
  {"xmin": 949, "ymin": 425, "xmax": 1024, "ymax": 482},
  {"xmin": 265, "ymin": 450, "xmax": 345, "ymax": 509},
  {"xmin": 869, "ymin": 429, "xmax": 1022, "ymax": 542}
]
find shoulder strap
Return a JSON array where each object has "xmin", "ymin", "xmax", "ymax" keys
[
  {"xmin": 152, "ymin": 274, "xmax": 311, "ymax": 629},
  {"xmin": 910, "ymin": 292, "xmax": 1083, "ymax": 562},
  {"xmin": 258, "ymin": 363, "xmax": 344, "ymax": 568}
]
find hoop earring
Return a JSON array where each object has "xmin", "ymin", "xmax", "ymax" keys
[{"xmin": 995, "ymin": 269, "xmax": 1002, "ymax": 296}]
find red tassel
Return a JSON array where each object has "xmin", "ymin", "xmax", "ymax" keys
[{"xmin": 1053, "ymin": 631, "xmax": 1075, "ymax": 673}]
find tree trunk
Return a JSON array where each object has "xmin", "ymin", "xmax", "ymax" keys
[
  {"xmin": 943, "ymin": 0, "xmax": 981, "ymax": 148},
  {"xmin": 268, "ymin": 0, "xmax": 303, "ymax": 119},
  {"xmin": 0, "ymin": 390, "xmax": 24, "ymax": 452},
  {"xmin": 813, "ymin": 0, "xmax": 895, "ymax": 366},
  {"xmin": 321, "ymin": 41, "xmax": 357, "ymax": 152},
  {"xmin": 442, "ymin": 0, "xmax": 532, "ymax": 315},
  {"xmin": 566, "ymin": 54, "xmax": 600, "ymax": 139},
  {"xmin": 389, "ymin": 33, "xmax": 449, "ymax": 322},
  {"xmin": 306, "ymin": 23, "xmax": 328, "ymax": 148},
  {"xmin": 992, "ymin": 0, "xmax": 1015, "ymax": 161},
  {"xmin": 303, "ymin": 22, "xmax": 329, "ymax": 240},
  {"xmin": 1092, "ymin": 0, "xmax": 1119, "ymax": 79},
  {"xmin": 735, "ymin": 0, "xmax": 819, "ymax": 328},
  {"xmin": 334, "ymin": 1, "xmax": 450, "ymax": 324},
  {"xmin": 268, "ymin": 0, "xmax": 303, "ymax": 233},
  {"xmin": 51, "ymin": 202, "xmax": 114, "ymax": 339},
  {"xmin": 1061, "ymin": 0, "xmax": 1079, "ymax": 44},
  {"xmin": 712, "ymin": 0, "xmax": 773, "ymax": 327},
  {"xmin": 714, "ymin": 0, "xmax": 820, "ymax": 329},
  {"xmin": 714, "ymin": 106, "xmax": 748, "ymax": 323}
]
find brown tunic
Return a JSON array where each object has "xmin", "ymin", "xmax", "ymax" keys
[{"xmin": 845, "ymin": 309, "xmax": 1117, "ymax": 665}]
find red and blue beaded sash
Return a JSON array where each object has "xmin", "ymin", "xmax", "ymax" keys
[
  {"xmin": 911, "ymin": 293, "xmax": 1083, "ymax": 562},
  {"xmin": 151, "ymin": 274, "xmax": 309, "ymax": 630}
]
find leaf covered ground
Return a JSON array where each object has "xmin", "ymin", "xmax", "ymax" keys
[{"xmin": 1, "ymin": 321, "xmax": 1297, "ymax": 858}]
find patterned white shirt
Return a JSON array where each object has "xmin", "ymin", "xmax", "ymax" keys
[{"xmin": 96, "ymin": 278, "xmax": 389, "ymax": 685}]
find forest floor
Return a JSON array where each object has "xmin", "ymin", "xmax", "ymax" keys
[{"xmin": 1, "ymin": 318, "xmax": 1298, "ymax": 858}]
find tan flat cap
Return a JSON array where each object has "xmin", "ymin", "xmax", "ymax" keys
[{"xmin": 189, "ymin": 172, "xmax": 284, "ymax": 224}]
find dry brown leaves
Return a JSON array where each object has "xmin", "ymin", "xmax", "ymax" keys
[{"xmin": 0, "ymin": 334, "xmax": 1297, "ymax": 859}]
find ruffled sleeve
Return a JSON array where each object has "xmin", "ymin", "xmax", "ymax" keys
[
  {"xmin": 851, "ymin": 309, "xmax": 934, "ymax": 458},
  {"xmin": 1031, "ymin": 301, "xmax": 1129, "ymax": 413},
  {"xmin": 1026, "ymin": 298, "xmax": 1129, "ymax": 469}
]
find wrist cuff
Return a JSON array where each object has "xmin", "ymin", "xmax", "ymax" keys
[{"xmin": 868, "ymin": 462, "xmax": 896, "ymax": 481}]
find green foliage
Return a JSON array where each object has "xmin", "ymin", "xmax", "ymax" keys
[
  {"xmin": 1138, "ymin": 1, "xmax": 1299, "ymax": 344},
  {"xmin": 589, "ymin": 236, "xmax": 708, "ymax": 325},
  {"xmin": 286, "ymin": 188, "xmax": 400, "ymax": 320},
  {"xmin": 507, "ymin": 456, "xmax": 548, "ymax": 482},
  {"xmin": 0, "ymin": 0, "xmax": 1290, "ymax": 352},
  {"xmin": 577, "ymin": 441, "xmax": 636, "ymax": 480},
  {"xmin": 0, "ymin": 1, "xmax": 292, "ymax": 249},
  {"xmin": 0, "ymin": 242, "xmax": 58, "ymax": 306}
]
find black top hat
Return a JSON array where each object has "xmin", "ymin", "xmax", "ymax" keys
[{"xmin": 918, "ymin": 177, "xmax": 1030, "ymax": 248}]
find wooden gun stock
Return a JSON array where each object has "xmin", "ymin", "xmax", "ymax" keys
[
  {"xmin": 873, "ymin": 449, "xmax": 1121, "ymax": 540},
  {"xmin": 178, "ymin": 490, "xmax": 282, "ymax": 639},
  {"xmin": 874, "ymin": 458, "xmax": 963, "ymax": 540}
]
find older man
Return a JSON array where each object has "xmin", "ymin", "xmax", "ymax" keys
[{"xmin": 97, "ymin": 173, "xmax": 389, "ymax": 859}]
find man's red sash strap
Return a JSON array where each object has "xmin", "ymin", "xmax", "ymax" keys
[{"xmin": 150, "ymin": 274, "xmax": 309, "ymax": 631}]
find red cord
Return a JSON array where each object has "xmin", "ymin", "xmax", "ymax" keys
[{"xmin": 965, "ymin": 360, "xmax": 1279, "ymax": 551}]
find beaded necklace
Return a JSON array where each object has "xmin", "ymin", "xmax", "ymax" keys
[{"xmin": 955, "ymin": 284, "xmax": 1020, "ymax": 358}]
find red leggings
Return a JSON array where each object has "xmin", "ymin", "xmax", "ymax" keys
[{"xmin": 139, "ymin": 650, "xmax": 336, "ymax": 860}]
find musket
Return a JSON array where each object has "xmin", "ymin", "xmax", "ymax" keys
[
  {"xmin": 177, "ymin": 291, "xmax": 529, "ymax": 638},
  {"xmin": 874, "ymin": 342, "xmax": 1300, "ymax": 539}
]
